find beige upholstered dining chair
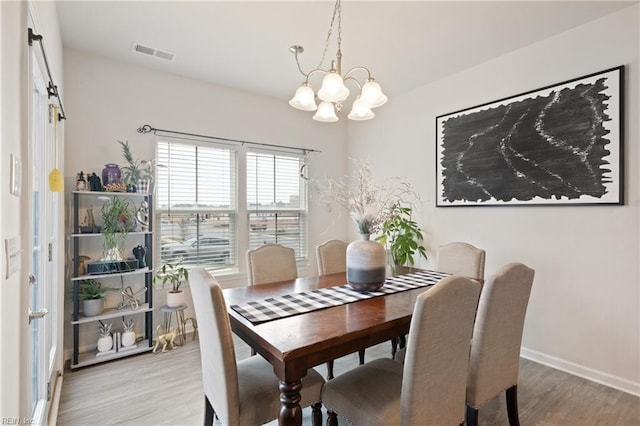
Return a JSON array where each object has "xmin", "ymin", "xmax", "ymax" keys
[
  {"xmin": 189, "ymin": 267, "xmax": 325, "ymax": 426},
  {"xmin": 466, "ymin": 262, "xmax": 535, "ymax": 426},
  {"xmin": 322, "ymin": 275, "xmax": 481, "ymax": 426},
  {"xmin": 391, "ymin": 241, "xmax": 486, "ymax": 359},
  {"xmin": 436, "ymin": 241, "xmax": 486, "ymax": 283},
  {"xmin": 315, "ymin": 239, "xmax": 365, "ymax": 379},
  {"xmin": 246, "ymin": 243, "xmax": 297, "ymax": 286},
  {"xmin": 316, "ymin": 239, "xmax": 348, "ymax": 276}
]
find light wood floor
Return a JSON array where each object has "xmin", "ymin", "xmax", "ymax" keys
[{"xmin": 57, "ymin": 336, "xmax": 639, "ymax": 425}]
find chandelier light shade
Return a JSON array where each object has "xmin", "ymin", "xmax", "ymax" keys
[
  {"xmin": 288, "ymin": 0, "xmax": 387, "ymax": 122},
  {"xmin": 313, "ymin": 101, "xmax": 339, "ymax": 122},
  {"xmin": 289, "ymin": 83, "xmax": 318, "ymax": 111}
]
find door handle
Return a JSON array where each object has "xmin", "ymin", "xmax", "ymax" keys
[
  {"xmin": 29, "ymin": 308, "xmax": 48, "ymax": 324},
  {"xmin": 28, "ymin": 274, "xmax": 36, "ymax": 285}
]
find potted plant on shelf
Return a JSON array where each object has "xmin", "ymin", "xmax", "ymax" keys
[
  {"xmin": 79, "ymin": 279, "xmax": 117, "ymax": 317},
  {"xmin": 154, "ymin": 262, "xmax": 190, "ymax": 308},
  {"xmin": 101, "ymin": 197, "xmax": 134, "ymax": 263},
  {"xmin": 376, "ymin": 203, "xmax": 427, "ymax": 269},
  {"xmin": 118, "ymin": 140, "xmax": 153, "ymax": 193}
]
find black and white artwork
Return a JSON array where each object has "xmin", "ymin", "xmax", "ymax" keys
[{"xmin": 436, "ymin": 66, "xmax": 623, "ymax": 206}]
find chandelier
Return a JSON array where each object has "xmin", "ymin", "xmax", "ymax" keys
[{"xmin": 288, "ymin": 0, "xmax": 387, "ymax": 122}]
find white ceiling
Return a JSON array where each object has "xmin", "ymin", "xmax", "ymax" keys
[{"xmin": 56, "ymin": 1, "xmax": 635, "ymax": 101}]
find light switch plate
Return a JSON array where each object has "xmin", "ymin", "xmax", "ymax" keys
[{"xmin": 5, "ymin": 236, "xmax": 21, "ymax": 279}]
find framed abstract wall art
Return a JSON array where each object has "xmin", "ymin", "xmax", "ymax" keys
[{"xmin": 436, "ymin": 66, "xmax": 623, "ymax": 207}]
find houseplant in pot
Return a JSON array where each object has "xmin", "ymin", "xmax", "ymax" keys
[
  {"xmin": 79, "ymin": 279, "xmax": 117, "ymax": 317},
  {"xmin": 118, "ymin": 140, "xmax": 153, "ymax": 193},
  {"xmin": 101, "ymin": 197, "xmax": 134, "ymax": 262},
  {"xmin": 154, "ymin": 262, "xmax": 189, "ymax": 308},
  {"xmin": 376, "ymin": 203, "xmax": 427, "ymax": 270}
]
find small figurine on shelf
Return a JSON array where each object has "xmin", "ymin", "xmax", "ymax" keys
[
  {"xmin": 97, "ymin": 322, "xmax": 113, "ymax": 353},
  {"xmin": 121, "ymin": 320, "xmax": 136, "ymax": 348},
  {"xmin": 76, "ymin": 171, "xmax": 87, "ymax": 191},
  {"xmin": 88, "ymin": 172, "xmax": 102, "ymax": 192},
  {"xmin": 132, "ymin": 245, "xmax": 147, "ymax": 268}
]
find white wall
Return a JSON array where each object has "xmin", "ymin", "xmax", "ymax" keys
[
  {"xmin": 63, "ymin": 48, "xmax": 349, "ymax": 357},
  {"xmin": 348, "ymin": 6, "xmax": 639, "ymax": 394},
  {"xmin": 0, "ymin": 0, "xmax": 65, "ymax": 418}
]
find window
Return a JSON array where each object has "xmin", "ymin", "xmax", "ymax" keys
[
  {"xmin": 156, "ymin": 139, "xmax": 237, "ymax": 270},
  {"xmin": 247, "ymin": 150, "xmax": 307, "ymax": 261},
  {"xmin": 156, "ymin": 139, "xmax": 308, "ymax": 272}
]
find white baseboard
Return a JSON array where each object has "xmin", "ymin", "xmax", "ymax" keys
[{"xmin": 520, "ymin": 346, "xmax": 640, "ymax": 397}]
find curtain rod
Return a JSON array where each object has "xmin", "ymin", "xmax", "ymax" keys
[
  {"xmin": 28, "ymin": 28, "xmax": 66, "ymax": 121},
  {"xmin": 137, "ymin": 124, "xmax": 321, "ymax": 154}
]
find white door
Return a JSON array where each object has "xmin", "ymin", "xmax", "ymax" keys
[{"xmin": 28, "ymin": 45, "xmax": 58, "ymax": 425}]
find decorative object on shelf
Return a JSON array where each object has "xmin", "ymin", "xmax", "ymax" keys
[
  {"xmin": 132, "ymin": 245, "xmax": 147, "ymax": 268},
  {"xmin": 376, "ymin": 204, "xmax": 427, "ymax": 268},
  {"xmin": 154, "ymin": 262, "xmax": 189, "ymax": 308},
  {"xmin": 79, "ymin": 206, "xmax": 101, "ymax": 234},
  {"xmin": 117, "ymin": 285, "xmax": 147, "ymax": 311},
  {"xmin": 97, "ymin": 322, "xmax": 113, "ymax": 352},
  {"xmin": 76, "ymin": 171, "xmax": 87, "ymax": 191},
  {"xmin": 118, "ymin": 140, "xmax": 154, "ymax": 193},
  {"xmin": 77, "ymin": 255, "xmax": 91, "ymax": 276},
  {"xmin": 436, "ymin": 66, "xmax": 623, "ymax": 207},
  {"xmin": 288, "ymin": 0, "xmax": 387, "ymax": 122},
  {"xmin": 121, "ymin": 320, "xmax": 136, "ymax": 347},
  {"xmin": 100, "ymin": 197, "xmax": 134, "ymax": 261},
  {"xmin": 135, "ymin": 200, "xmax": 150, "ymax": 231},
  {"xmin": 79, "ymin": 279, "xmax": 117, "ymax": 317},
  {"xmin": 346, "ymin": 233, "xmax": 386, "ymax": 291},
  {"xmin": 103, "ymin": 182, "xmax": 127, "ymax": 192},
  {"xmin": 88, "ymin": 172, "xmax": 102, "ymax": 192},
  {"xmin": 102, "ymin": 163, "xmax": 122, "ymax": 187},
  {"xmin": 153, "ymin": 325, "xmax": 180, "ymax": 353}
]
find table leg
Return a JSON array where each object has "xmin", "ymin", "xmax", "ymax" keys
[
  {"xmin": 177, "ymin": 310, "xmax": 186, "ymax": 345},
  {"xmin": 278, "ymin": 379, "xmax": 303, "ymax": 426},
  {"xmin": 163, "ymin": 312, "xmax": 172, "ymax": 334}
]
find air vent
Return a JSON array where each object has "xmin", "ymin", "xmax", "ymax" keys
[{"xmin": 131, "ymin": 43, "xmax": 175, "ymax": 62}]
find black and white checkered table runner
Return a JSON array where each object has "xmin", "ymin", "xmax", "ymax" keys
[{"xmin": 230, "ymin": 270, "xmax": 450, "ymax": 325}]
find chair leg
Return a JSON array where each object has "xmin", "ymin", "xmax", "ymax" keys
[
  {"xmin": 506, "ymin": 385, "xmax": 520, "ymax": 426},
  {"xmin": 390, "ymin": 337, "xmax": 398, "ymax": 358},
  {"xmin": 466, "ymin": 405, "xmax": 478, "ymax": 426},
  {"xmin": 204, "ymin": 395, "xmax": 215, "ymax": 426},
  {"xmin": 327, "ymin": 410, "xmax": 338, "ymax": 426},
  {"xmin": 358, "ymin": 349, "xmax": 365, "ymax": 365},
  {"xmin": 326, "ymin": 360, "xmax": 335, "ymax": 380},
  {"xmin": 311, "ymin": 402, "xmax": 323, "ymax": 426},
  {"xmin": 398, "ymin": 334, "xmax": 406, "ymax": 349}
]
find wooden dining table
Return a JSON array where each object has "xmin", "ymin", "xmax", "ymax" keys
[{"xmin": 223, "ymin": 266, "xmax": 440, "ymax": 426}]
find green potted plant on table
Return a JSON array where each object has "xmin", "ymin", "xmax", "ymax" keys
[
  {"xmin": 79, "ymin": 279, "xmax": 118, "ymax": 317},
  {"xmin": 118, "ymin": 140, "xmax": 153, "ymax": 193},
  {"xmin": 376, "ymin": 203, "xmax": 427, "ymax": 269},
  {"xmin": 154, "ymin": 262, "xmax": 190, "ymax": 308}
]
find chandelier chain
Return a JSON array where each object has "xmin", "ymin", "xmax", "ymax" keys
[{"xmin": 316, "ymin": 0, "xmax": 341, "ymax": 70}]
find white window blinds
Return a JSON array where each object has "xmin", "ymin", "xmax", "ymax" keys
[
  {"xmin": 247, "ymin": 150, "xmax": 307, "ymax": 261},
  {"xmin": 156, "ymin": 139, "xmax": 237, "ymax": 270}
]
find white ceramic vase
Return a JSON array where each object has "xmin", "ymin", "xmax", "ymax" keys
[
  {"xmin": 346, "ymin": 234, "xmax": 386, "ymax": 292},
  {"xmin": 166, "ymin": 290, "xmax": 184, "ymax": 308}
]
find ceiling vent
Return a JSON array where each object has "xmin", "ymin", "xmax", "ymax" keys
[{"xmin": 131, "ymin": 43, "xmax": 175, "ymax": 62}]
